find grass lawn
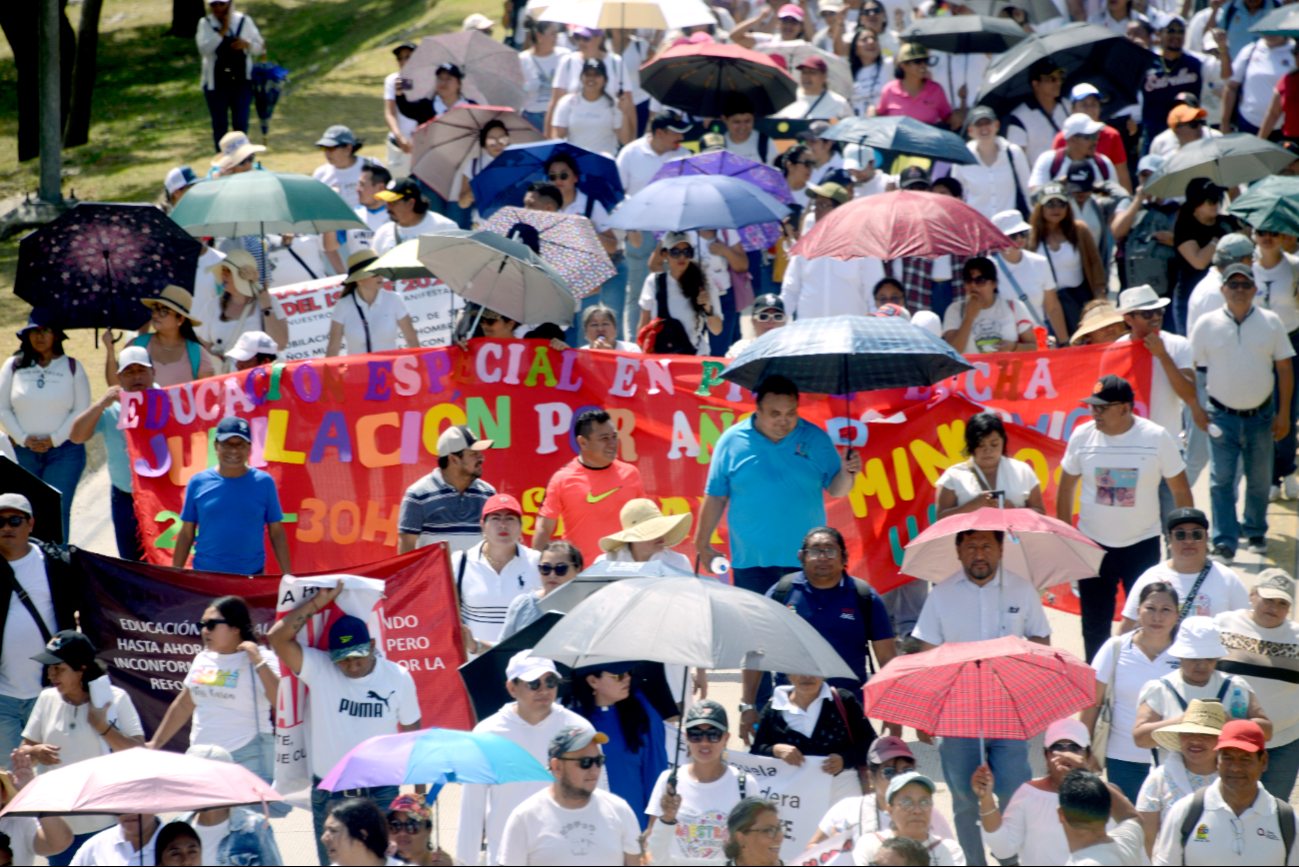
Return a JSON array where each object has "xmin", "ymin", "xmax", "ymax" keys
[{"xmin": 0, "ymin": 0, "xmax": 485, "ymax": 378}]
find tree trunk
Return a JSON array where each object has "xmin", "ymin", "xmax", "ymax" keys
[
  {"xmin": 0, "ymin": 0, "xmax": 74, "ymax": 163},
  {"xmin": 167, "ymin": 0, "xmax": 205, "ymax": 38},
  {"xmin": 64, "ymin": 0, "xmax": 104, "ymax": 147}
]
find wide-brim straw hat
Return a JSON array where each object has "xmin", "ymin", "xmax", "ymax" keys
[
  {"xmin": 599, "ymin": 498, "xmax": 693, "ymax": 553},
  {"xmin": 205, "ymin": 248, "xmax": 262, "ymax": 297},
  {"xmin": 1069, "ymin": 302, "xmax": 1126, "ymax": 345},
  {"xmin": 142, "ymin": 284, "xmax": 203, "ymax": 326},
  {"xmin": 1152, "ymin": 698, "xmax": 1226, "ymax": 753}
]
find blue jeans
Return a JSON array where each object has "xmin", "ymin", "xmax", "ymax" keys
[
  {"xmin": 0, "ymin": 694, "xmax": 36, "ymax": 770},
  {"xmin": 231, "ymin": 731, "xmax": 291, "ymax": 817},
  {"xmin": 1274, "ymin": 329, "xmax": 1299, "ymax": 482},
  {"xmin": 15, "ymin": 439, "xmax": 86, "ymax": 543},
  {"xmin": 312, "ymin": 777, "xmax": 398, "ymax": 866},
  {"xmin": 1208, "ymin": 402, "xmax": 1276, "ymax": 550},
  {"xmin": 47, "ymin": 830, "xmax": 100, "ymax": 867},
  {"xmin": 939, "ymin": 735, "xmax": 1032, "ymax": 866},
  {"xmin": 1184, "ymin": 370, "xmax": 1211, "ymax": 486},
  {"xmin": 203, "ymin": 82, "xmax": 254, "ymax": 152},
  {"xmin": 625, "ymin": 231, "xmax": 655, "ymax": 341},
  {"xmin": 111, "ymin": 486, "xmax": 144, "ymax": 562},
  {"xmin": 1262, "ymin": 736, "xmax": 1299, "ymax": 800},
  {"xmin": 522, "ymin": 110, "xmax": 547, "ymax": 131},
  {"xmin": 1105, "ymin": 757, "xmax": 1151, "ymax": 804}
]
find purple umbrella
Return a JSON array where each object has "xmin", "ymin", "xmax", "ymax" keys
[{"xmin": 650, "ymin": 150, "xmax": 793, "ymax": 252}]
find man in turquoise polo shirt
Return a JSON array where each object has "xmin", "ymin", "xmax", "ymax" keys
[{"xmin": 695, "ymin": 374, "xmax": 861, "ymax": 594}]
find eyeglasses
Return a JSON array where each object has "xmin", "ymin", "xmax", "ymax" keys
[
  {"xmin": 802, "ymin": 547, "xmax": 841, "ymax": 559},
  {"xmin": 539, "ymin": 563, "xmax": 572, "ymax": 576},
  {"xmin": 388, "ymin": 819, "xmax": 426, "ymax": 834},
  {"xmin": 903, "ymin": 58, "xmax": 934, "ymax": 66},
  {"xmin": 892, "ymin": 798, "xmax": 933, "ymax": 810},
  {"xmin": 968, "ymin": 275, "xmax": 994, "ymax": 286},
  {"xmin": 1165, "ymin": 26, "xmax": 1185, "ymax": 34},
  {"xmin": 795, "ymin": 159, "xmax": 817, "ymax": 168},
  {"xmin": 572, "ymin": 34, "xmax": 593, "ymax": 41},
  {"xmin": 1077, "ymin": 133, "xmax": 1099, "ymax": 142},
  {"xmin": 686, "ymin": 728, "xmax": 726, "ymax": 743},
  {"xmin": 879, "ymin": 764, "xmax": 914, "ymax": 779},
  {"xmin": 519, "ymin": 675, "xmax": 561, "ymax": 691},
  {"xmin": 863, "ymin": 6, "xmax": 884, "ymax": 12},
  {"xmin": 197, "ymin": 618, "xmax": 230, "ymax": 631},
  {"xmin": 1043, "ymin": 199, "xmax": 1068, "ymax": 209},
  {"xmin": 1258, "ymin": 229, "xmax": 1282, "ymax": 238},
  {"xmin": 1, "ymin": 516, "xmax": 28, "ymax": 527},
  {"xmin": 547, "ymin": 171, "xmax": 572, "ymax": 181},
  {"xmin": 1225, "ymin": 280, "xmax": 1255, "ymax": 290},
  {"xmin": 1132, "ymin": 309, "xmax": 1162, "ymax": 319},
  {"xmin": 1047, "ymin": 741, "xmax": 1085, "ymax": 754},
  {"xmin": 754, "ymin": 312, "xmax": 786, "ymax": 322},
  {"xmin": 744, "ymin": 824, "xmax": 783, "ymax": 839},
  {"xmin": 557, "ymin": 755, "xmax": 607, "ymax": 769},
  {"xmin": 667, "ymin": 246, "xmax": 695, "ymax": 258},
  {"xmin": 485, "ymin": 136, "xmax": 510, "ymax": 147},
  {"xmin": 1172, "ymin": 529, "xmax": 1207, "ymax": 541}
]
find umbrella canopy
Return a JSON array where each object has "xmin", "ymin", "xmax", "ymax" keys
[
  {"xmin": 532, "ymin": 574, "xmax": 856, "ymax": 677},
  {"xmin": 410, "ymin": 106, "xmax": 544, "ymax": 201},
  {"xmin": 901, "ymin": 507, "xmax": 1104, "ymax": 590},
  {"xmin": 15, "ymin": 203, "xmax": 202, "ymax": 332},
  {"xmin": 361, "ymin": 240, "xmax": 433, "ymax": 281},
  {"xmin": 789, "ymin": 190, "xmax": 1015, "ymax": 261},
  {"xmin": 1228, "ymin": 175, "xmax": 1299, "ymax": 235},
  {"xmin": 541, "ymin": 0, "xmax": 716, "ymax": 29},
  {"xmin": 975, "ymin": 23, "xmax": 1153, "ymax": 118},
  {"xmin": 720, "ymin": 314, "xmax": 973, "ymax": 393},
  {"xmin": 404, "ymin": 31, "xmax": 527, "ymax": 110},
  {"xmin": 470, "ymin": 140, "xmax": 624, "ymax": 222},
  {"xmin": 899, "ymin": 15, "xmax": 1028, "ymax": 54},
  {"xmin": 640, "ymin": 42, "xmax": 800, "ymax": 118},
  {"xmin": 605, "ymin": 175, "xmax": 790, "ymax": 231},
  {"xmin": 250, "ymin": 61, "xmax": 289, "ymax": 140},
  {"xmin": 651, "ymin": 150, "xmax": 793, "ymax": 252},
  {"xmin": 1250, "ymin": 4, "xmax": 1299, "ymax": 35},
  {"xmin": 416, "ymin": 229, "xmax": 578, "ymax": 326},
  {"xmin": 963, "ymin": 0, "xmax": 1064, "ymax": 24},
  {"xmin": 821, "ymin": 116, "xmax": 976, "ymax": 165},
  {"xmin": 1143, "ymin": 133, "xmax": 1298, "ymax": 199},
  {"xmin": 753, "ymin": 42, "xmax": 854, "ymax": 99},
  {"xmin": 319, "ymin": 729, "xmax": 552, "ymax": 792},
  {"xmin": 539, "ymin": 558, "xmax": 700, "ymax": 614},
  {"xmin": 0, "ymin": 455, "xmax": 63, "ymax": 545},
  {"xmin": 0, "ymin": 748, "xmax": 283, "ymax": 817},
  {"xmin": 863, "ymin": 636, "xmax": 1095, "ymax": 739},
  {"xmin": 168, "ymin": 170, "xmax": 367, "ymax": 238},
  {"xmin": 481, "ymin": 206, "xmax": 616, "ymax": 299}
]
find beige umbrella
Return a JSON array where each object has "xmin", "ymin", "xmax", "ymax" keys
[{"xmin": 540, "ymin": 0, "xmax": 717, "ymax": 30}]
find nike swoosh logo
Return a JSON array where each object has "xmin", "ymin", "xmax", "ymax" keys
[{"xmin": 587, "ymin": 488, "xmax": 622, "ymax": 504}]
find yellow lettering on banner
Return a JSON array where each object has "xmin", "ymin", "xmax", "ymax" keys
[
  {"xmin": 297, "ymin": 498, "xmax": 327, "ymax": 543},
  {"xmin": 1014, "ymin": 448, "xmax": 1049, "ymax": 491},
  {"xmin": 607, "ymin": 409, "xmax": 638, "ymax": 461},
  {"xmin": 524, "ymin": 347, "xmax": 558, "ymax": 387},
  {"xmin": 910, "ymin": 422, "xmax": 966, "ymax": 485},
  {"xmin": 422, "ymin": 404, "xmax": 467, "ymax": 455},
  {"xmin": 659, "ymin": 497, "xmax": 693, "ymax": 518},
  {"xmin": 357, "ymin": 413, "xmax": 402, "ymax": 468},
  {"xmin": 361, "ymin": 501, "xmax": 400, "ymax": 546},
  {"xmin": 848, "ymin": 458, "xmax": 894, "ymax": 518},
  {"xmin": 263, "ymin": 409, "xmax": 307, "ymax": 464},
  {"xmin": 892, "ymin": 447, "xmax": 915, "ymax": 502},
  {"xmin": 167, "ymin": 432, "xmax": 210, "ymax": 487},
  {"xmin": 520, "ymin": 486, "xmax": 560, "ymax": 538}
]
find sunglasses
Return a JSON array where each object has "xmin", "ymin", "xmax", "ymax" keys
[
  {"xmin": 1258, "ymin": 229, "xmax": 1282, "ymax": 238},
  {"xmin": 879, "ymin": 764, "xmax": 914, "ymax": 779},
  {"xmin": 1043, "ymin": 199, "xmax": 1069, "ymax": 208},
  {"xmin": 904, "ymin": 58, "xmax": 934, "ymax": 66},
  {"xmin": 667, "ymin": 246, "xmax": 695, "ymax": 258},
  {"xmin": 796, "ymin": 159, "xmax": 817, "ymax": 168},
  {"xmin": 754, "ymin": 312, "xmax": 786, "ymax": 322},
  {"xmin": 1185, "ymin": 119, "xmax": 1204, "ymax": 129},
  {"xmin": 388, "ymin": 819, "xmax": 426, "ymax": 834},
  {"xmin": 547, "ymin": 171, "xmax": 572, "ymax": 181},
  {"xmin": 1225, "ymin": 280, "xmax": 1255, "ymax": 290},
  {"xmin": 600, "ymin": 670, "xmax": 632, "ymax": 681},
  {"xmin": 539, "ymin": 563, "xmax": 572, "ymax": 576},
  {"xmin": 802, "ymin": 547, "xmax": 841, "ymax": 559},
  {"xmin": 1, "ymin": 516, "xmax": 28, "ymax": 527},
  {"xmin": 485, "ymin": 136, "xmax": 510, "ymax": 147},
  {"xmin": 1132, "ymin": 309, "xmax": 1162, "ymax": 319},
  {"xmin": 686, "ymin": 728, "xmax": 726, "ymax": 743},
  {"xmin": 1047, "ymin": 741, "xmax": 1085, "ymax": 754},
  {"xmin": 968, "ymin": 275, "xmax": 994, "ymax": 286},
  {"xmin": 1090, "ymin": 402, "xmax": 1121, "ymax": 412},
  {"xmin": 1172, "ymin": 529, "xmax": 1206, "ymax": 541},
  {"xmin": 520, "ymin": 675, "xmax": 561, "ymax": 690},
  {"xmin": 863, "ymin": 6, "xmax": 884, "ymax": 12},
  {"xmin": 197, "ymin": 618, "xmax": 229, "ymax": 631},
  {"xmin": 557, "ymin": 755, "xmax": 607, "ymax": 769}
]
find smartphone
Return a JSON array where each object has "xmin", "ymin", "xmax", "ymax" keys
[{"xmin": 986, "ymin": 490, "xmax": 1004, "ymax": 499}]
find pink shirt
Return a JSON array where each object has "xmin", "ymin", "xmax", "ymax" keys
[{"xmin": 876, "ymin": 79, "xmax": 951, "ymax": 126}]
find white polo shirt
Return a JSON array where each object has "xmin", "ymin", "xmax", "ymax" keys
[
  {"xmin": 1191, "ymin": 305, "xmax": 1296, "ymax": 411},
  {"xmin": 616, "ymin": 136, "xmax": 690, "ymax": 196},
  {"xmin": 69, "ymin": 821, "xmax": 163, "ymax": 865},
  {"xmin": 1123, "ymin": 560, "xmax": 1250, "ymax": 621},
  {"xmin": 1006, "ymin": 100, "xmax": 1070, "ymax": 165},
  {"xmin": 912, "ymin": 568, "xmax": 1052, "ymax": 646},
  {"xmin": 1153, "ymin": 779, "xmax": 1299, "ymax": 865},
  {"xmin": 781, "ymin": 254, "xmax": 884, "ymax": 320},
  {"xmin": 451, "ymin": 543, "xmax": 542, "ymax": 645},
  {"xmin": 1230, "ymin": 38, "xmax": 1297, "ymax": 129}
]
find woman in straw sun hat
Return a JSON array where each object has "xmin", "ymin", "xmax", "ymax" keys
[
  {"xmin": 1069, "ymin": 300, "xmax": 1129, "ymax": 346},
  {"xmin": 1135, "ymin": 698, "xmax": 1224, "ymax": 852},
  {"xmin": 108, "ymin": 286, "xmax": 216, "ymax": 388},
  {"xmin": 195, "ymin": 248, "xmax": 287, "ymax": 370},
  {"xmin": 592, "ymin": 498, "xmax": 694, "ymax": 572},
  {"xmin": 325, "ymin": 249, "xmax": 420, "ymax": 358}
]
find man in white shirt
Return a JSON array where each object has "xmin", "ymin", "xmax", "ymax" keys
[
  {"xmin": 323, "ymin": 163, "xmax": 392, "ymax": 274},
  {"xmin": 1028, "ymin": 113, "xmax": 1119, "ymax": 193},
  {"xmin": 775, "ymin": 56, "xmax": 853, "ymax": 120},
  {"xmin": 458, "ymin": 651, "xmax": 589, "ymax": 866},
  {"xmin": 1057, "ymin": 375, "xmax": 1194, "ymax": 664},
  {"xmin": 1190, "ymin": 263, "xmax": 1295, "ymax": 562},
  {"xmin": 1059, "ymin": 770, "xmax": 1145, "ymax": 866},
  {"xmin": 370, "ymin": 177, "xmax": 457, "ymax": 255},
  {"xmin": 844, "ymin": 143, "xmax": 891, "ymax": 199},
  {"xmin": 69, "ymin": 814, "xmax": 161, "ymax": 866},
  {"xmin": 782, "ymin": 183, "xmax": 884, "ymax": 319},
  {"xmin": 1253, "ymin": 229, "xmax": 1299, "ymax": 500},
  {"xmin": 1223, "ymin": 33, "xmax": 1296, "ymax": 134},
  {"xmin": 267, "ymin": 582, "xmax": 421, "ymax": 866},
  {"xmin": 1149, "ymin": 102, "xmax": 1223, "ymax": 158},
  {"xmin": 499, "ymin": 724, "xmax": 642, "ymax": 866},
  {"xmin": 1153, "ymin": 720, "xmax": 1296, "ymax": 865},
  {"xmin": 1006, "ymin": 58, "xmax": 1071, "ymax": 165}
]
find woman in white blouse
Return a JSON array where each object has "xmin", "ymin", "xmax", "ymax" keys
[
  {"xmin": 592, "ymin": 498, "xmax": 694, "ymax": 572},
  {"xmin": 325, "ymin": 249, "xmax": 420, "ymax": 357},
  {"xmin": 637, "ymin": 232, "xmax": 723, "ymax": 356},
  {"xmin": 544, "ymin": 26, "xmax": 631, "ymax": 138},
  {"xmin": 552, "ymin": 58, "xmax": 635, "ymax": 157},
  {"xmin": 849, "ymin": 28, "xmax": 893, "ymax": 117},
  {"xmin": 456, "ymin": 119, "xmax": 514, "ymax": 221},
  {"xmin": 935, "ymin": 412, "xmax": 1045, "ymax": 519},
  {"xmin": 518, "ymin": 20, "xmax": 568, "ymax": 131},
  {"xmin": 195, "ymin": 248, "xmax": 288, "ymax": 371}
]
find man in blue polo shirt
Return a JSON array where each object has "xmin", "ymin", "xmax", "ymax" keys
[{"xmin": 695, "ymin": 374, "xmax": 861, "ymax": 594}]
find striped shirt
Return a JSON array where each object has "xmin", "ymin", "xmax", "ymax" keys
[
  {"xmin": 397, "ymin": 468, "xmax": 496, "ymax": 553},
  {"xmin": 452, "ymin": 543, "xmax": 542, "ymax": 644}
]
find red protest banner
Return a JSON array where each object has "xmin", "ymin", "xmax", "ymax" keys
[{"xmin": 121, "ymin": 341, "xmax": 1149, "ymax": 586}]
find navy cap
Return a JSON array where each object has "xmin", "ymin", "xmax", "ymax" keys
[
  {"xmin": 328, "ymin": 615, "xmax": 373, "ymax": 662},
  {"xmin": 437, "ymin": 62, "xmax": 464, "ymax": 78},
  {"xmin": 215, "ymin": 417, "xmax": 252, "ymax": 443}
]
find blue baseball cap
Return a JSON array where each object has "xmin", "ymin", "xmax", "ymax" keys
[
  {"xmin": 215, "ymin": 417, "xmax": 251, "ymax": 443},
  {"xmin": 328, "ymin": 615, "xmax": 373, "ymax": 662}
]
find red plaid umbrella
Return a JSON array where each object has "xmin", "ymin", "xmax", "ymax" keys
[
  {"xmin": 863, "ymin": 636, "xmax": 1094, "ymax": 748},
  {"xmin": 788, "ymin": 190, "xmax": 1017, "ymax": 261}
]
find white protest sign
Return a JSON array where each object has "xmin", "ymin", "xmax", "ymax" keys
[
  {"xmin": 790, "ymin": 828, "xmax": 858, "ymax": 866},
  {"xmin": 267, "ymin": 274, "xmax": 459, "ymax": 361},
  {"xmin": 665, "ymin": 723, "xmax": 833, "ymax": 862}
]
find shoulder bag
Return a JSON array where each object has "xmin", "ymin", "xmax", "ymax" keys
[{"xmin": 1090, "ymin": 634, "xmax": 1123, "ymax": 770}]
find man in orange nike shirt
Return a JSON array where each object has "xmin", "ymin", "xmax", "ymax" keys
[{"xmin": 533, "ymin": 409, "xmax": 645, "ymax": 564}]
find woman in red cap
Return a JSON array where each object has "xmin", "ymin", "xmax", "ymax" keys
[{"xmin": 454, "ymin": 494, "xmax": 542, "ymax": 658}]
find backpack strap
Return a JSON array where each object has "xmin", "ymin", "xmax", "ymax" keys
[
  {"xmin": 187, "ymin": 340, "xmax": 200, "ymax": 379},
  {"xmin": 771, "ymin": 572, "xmax": 801, "ymax": 607},
  {"xmin": 1216, "ymin": 677, "xmax": 1232, "ymax": 703},
  {"xmin": 1162, "ymin": 674, "xmax": 1191, "ymax": 712},
  {"xmin": 1281, "ymin": 799, "xmax": 1296, "ymax": 863},
  {"xmin": 456, "ymin": 547, "xmax": 470, "ymax": 602},
  {"xmin": 655, "ymin": 272, "xmax": 670, "ymax": 319},
  {"xmin": 758, "ymin": 132, "xmax": 771, "ymax": 163},
  {"xmin": 584, "ymin": 194, "xmax": 597, "ymax": 220},
  {"xmin": 1050, "ymin": 148, "xmax": 1066, "ymax": 178},
  {"xmin": 1179, "ymin": 789, "xmax": 1206, "ymax": 866},
  {"xmin": 68, "ymin": 357, "xmax": 76, "ymax": 376}
]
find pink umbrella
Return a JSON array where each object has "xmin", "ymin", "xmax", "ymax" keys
[
  {"xmin": 901, "ymin": 507, "xmax": 1103, "ymax": 590},
  {"xmin": 411, "ymin": 106, "xmax": 544, "ymax": 201}
]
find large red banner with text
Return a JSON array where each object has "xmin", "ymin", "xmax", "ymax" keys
[{"xmin": 122, "ymin": 341, "xmax": 1150, "ymax": 594}]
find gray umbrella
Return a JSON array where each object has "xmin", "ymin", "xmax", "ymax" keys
[
  {"xmin": 538, "ymin": 559, "xmax": 699, "ymax": 614},
  {"xmin": 963, "ymin": 0, "xmax": 1063, "ymax": 25},
  {"xmin": 1142, "ymin": 133, "xmax": 1298, "ymax": 199},
  {"xmin": 899, "ymin": 15, "xmax": 1028, "ymax": 54},
  {"xmin": 416, "ymin": 229, "xmax": 578, "ymax": 327}
]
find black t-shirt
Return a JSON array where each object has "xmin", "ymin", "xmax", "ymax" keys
[
  {"xmin": 1142, "ymin": 53, "xmax": 1203, "ymax": 137},
  {"xmin": 1174, "ymin": 212, "xmax": 1236, "ymax": 261}
]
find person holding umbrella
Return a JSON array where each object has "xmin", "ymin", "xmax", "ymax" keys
[
  {"xmin": 454, "ymin": 120, "xmax": 520, "ymax": 221},
  {"xmin": 875, "ymin": 43, "xmax": 954, "ymax": 128},
  {"xmin": 173, "ymin": 744, "xmax": 283, "ymax": 865},
  {"xmin": 195, "ymin": 0, "xmax": 265, "ymax": 152},
  {"xmin": 68, "ymin": 813, "xmax": 160, "ymax": 865},
  {"xmin": 500, "ymin": 541, "xmax": 584, "ymax": 642}
]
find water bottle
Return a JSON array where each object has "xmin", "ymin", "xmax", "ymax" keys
[
  {"xmin": 1230, "ymin": 685, "xmax": 1247, "ymax": 719},
  {"xmin": 1209, "ymin": 423, "xmax": 1224, "ymax": 439},
  {"xmin": 710, "ymin": 556, "xmax": 731, "ymax": 578}
]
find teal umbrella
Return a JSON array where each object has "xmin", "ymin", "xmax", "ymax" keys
[{"xmin": 1228, "ymin": 176, "xmax": 1299, "ymax": 236}]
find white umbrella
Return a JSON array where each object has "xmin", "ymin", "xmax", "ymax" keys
[
  {"xmin": 541, "ymin": 0, "xmax": 718, "ymax": 30},
  {"xmin": 754, "ymin": 41, "xmax": 854, "ymax": 100}
]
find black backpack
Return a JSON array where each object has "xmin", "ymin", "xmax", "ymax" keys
[
  {"xmin": 1179, "ymin": 787, "xmax": 1294, "ymax": 865},
  {"xmin": 646, "ymin": 273, "xmax": 697, "ymax": 355}
]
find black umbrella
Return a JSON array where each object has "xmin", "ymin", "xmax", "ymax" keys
[
  {"xmin": 15, "ymin": 204, "xmax": 203, "ymax": 333},
  {"xmin": 0, "ymin": 455, "xmax": 63, "ymax": 544},
  {"xmin": 822, "ymin": 116, "xmax": 977, "ymax": 164},
  {"xmin": 899, "ymin": 15, "xmax": 1028, "ymax": 54},
  {"xmin": 974, "ymin": 22, "xmax": 1153, "ymax": 119}
]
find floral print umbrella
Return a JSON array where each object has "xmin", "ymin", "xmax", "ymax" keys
[
  {"xmin": 16, "ymin": 203, "xmax": 202, "ymax": 331},
  {"xmin": 481, "ymin": 206, "xmax": 615, "ymax": 299}
]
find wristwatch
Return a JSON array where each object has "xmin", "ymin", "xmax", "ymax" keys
[{"xmin": 738, "ymin": 703, "xmax": 757, "ymax": 714}]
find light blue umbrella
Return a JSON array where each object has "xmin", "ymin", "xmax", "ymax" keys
[
  {"xmin": 604, "ymin": 175, "xmax": 790, "ymax": 232},
  {"xmin": 821, "ymin": 116, "xmax": 976, "ymax": 165},
  {"xmin": 319, "ymin": 728, "xmax": 552, "ymax": 792}
]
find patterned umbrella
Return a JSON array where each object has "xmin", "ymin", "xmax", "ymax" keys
[
  {"xmin": 650, "ymin": 150, "xmax": 793, "ymax": 252},
  {"xmin": 404, "ymin": 31, "xmax": 527, "ymax": 110},
  {"xmin": 411, "ymin": 106, "xmax": 544, "ymax": 201},
  {"xmin": 15, "ymin": 203, "xmax": 202, "ymax": 331},
  {"xmin": 481, "ymin": 206, "xmax": 615, "ymax": 299},
  {"xmin": 862, "ymin": 636, "xmax": 1095, "ymax": 743}
]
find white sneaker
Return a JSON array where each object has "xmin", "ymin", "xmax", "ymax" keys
[
  {"xmin": 1286, "ymin": 475, "xmax": 1299, "ymax": 500},
  {"xmin": 1271, "ymin": 484, "xmax": 1282, "ymax": 502}
]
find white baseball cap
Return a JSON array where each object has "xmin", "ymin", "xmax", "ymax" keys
[
  {"xmin": 116, "ymin": 345, "xmax": 154, "ymax": 374},
  {"xmin": 1044, "ymin": 718, "xmax": 1091, "ymax": 749},
  {"xmin": 505, "ymin": 650, "xmax": 559, "ymax": 682},
  {"xmin": 843, "ymin": 143, "xmax": 877, "ymax": 171},
  {"xmin": 164, "ymin": 166, "xmax": 199, "ymax": 196},
  {"xmin": 992, "ymin": 209, "xmax": 1031, "ymax": 236},
  {"xmin": 1070, "ymin": 83, "xmax": 1101, "ymax": 102},
  {"xmin": 225, "ymin": 331, "xmax": 280, "ymax": 363},
  {"xmin": 1062, "ymin": 113, "xmax": 1105, "ymax": 138}
]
